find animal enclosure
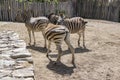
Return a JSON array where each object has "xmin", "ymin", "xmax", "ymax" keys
[{"xmin": 0, "ymin": 0, "xmax": 120, "ymax": 22}]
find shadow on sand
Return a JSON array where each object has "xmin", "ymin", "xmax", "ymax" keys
[
  {"xmin": 26, "ymin": 45, "xmax": 48, "ymax": 53},
  {"xmin": 49, "ymin": 47, "xmax": 91, "ymax": 58},
  {"xmin": 27, "ymin": 45, "xmax": 91, "ymax": 58},
  {"xmin": 46, "ymin": 60, "xmax": 76, "ymax": 75},
  {"xmin": 27, "ymin": 45, "xmax": 91, "ymax": 75}
]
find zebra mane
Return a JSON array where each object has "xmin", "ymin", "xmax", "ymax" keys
[{"xmin": 47, "ymin": 13, "xmax": 55, "ymax": 19}]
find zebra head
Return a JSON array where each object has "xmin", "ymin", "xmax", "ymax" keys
[
  {"xmin": 15, "ymin": 10, "xmax": 33, "ymax": 22},
  {"xmin": 57, "ymin": 13, "xmax": 66, "ymax": 25},
  {"xmin": 47, "ymin": 13, "xmax": 65, "ymax": 25},
  {"xmin": 81, "ymin": 20, "xmax": 88, "ymax": 27}
]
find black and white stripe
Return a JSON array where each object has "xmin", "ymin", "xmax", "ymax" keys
[
  {"xmin": 15, "ymin": 10, "xmax": 49, "ymax": 47},
  {"xmin": 47, "ymin": 13, "xmax": 61, "ymax": 25},
  {"xmin": 48, "ymin": 13, "xmax": 88, "ymax": 48},
  {"xmin": 36, "ymin": 19, "xmax": 75, "ymax": 64},
  {"xmin": 59, "ymin": 17, "xmax": 88, "ymax": 48}
]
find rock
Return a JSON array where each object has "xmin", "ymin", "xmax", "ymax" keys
[
  {"xmin": 16, "ymin": 57, "xmax": 33, "ymax": 63},
  {"xmin": 14, "ymin": 65, "xmax": 25, "ymax": 69},
  {"xmin": 1, "ymin": 51, "xmax": 13, "ymax": 55},
  {"xmin": 0, "ymin": 44, "xmax": 8, "ymax": 48},
  {"xmin": 0, "ymin": 69, "xmax": 12, "ymax": 78},
  {"xmin": 11, "ymin": 40, "xmax": 26, "ymax": 48},
  {"xmin": 15, "ymin": 61, "xmax": 33, "ymax": 69},
  {"xmin": 12, "ymin": 68, "xmax": 34, "ymax": 78},
  {"xmin": 11, "ymin": 48, "xmax": 27, "ymax": 53},
  {"xmin": 9, "ymin": 32, "xmax": 19, "ymax": 40},
  {"xmin": 0, "ymin": 77, "xmax": 23, "ymax": 80},
  {"xmin": 0, "ymin": 47, "xmax": 9, "ymax": 51},
  {"xmin": 0, "ymin": 59, "xmax": 15, "ymax": 68},
  {"xmin": 0, "ymin": 54, "xmax": 11, "ymax": 59},
  {"xmin": 10, "ymin": 52, "xmax": 31, "ymax": 59},
  {"xmin": 0, "ymin": 40, "xmax": 4, "ymax": 44},
  {"xmin": 0, "ymin": 31, "xmax": 34, "ymax": 80},
  {"xmin": 24, "ymin": 78, "xmax": 34, "ymax": 80}
]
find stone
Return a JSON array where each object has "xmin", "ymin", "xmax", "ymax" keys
[
  {"xmin": 0, "ymin": 77, "xmax": 23, "ymax": 80},
  {"xmin": 0, "ymin": 31, "xmax": 34, "ymax": 80},
  {"xmin": 24, "ymin": 78, "xmax": 34, "ymax": 80},
  {"xmin": 16, "ymin": 57, "xmax": 33, "ymax": 63},
  {"xmin": 2, "ymin": 51, "xmax": 13, "ymax": 55},
  {"xmin": 12, "ymin": 68, "xmax": 34, "ymax": 78},
  {"xmin": 10, "ymin": 52, "xmax": 31, "ymax": 59},
  {"xmin": 0, "ymin": 44, "xmax": 8, "ymax": 48},
  {"xmin": 11, "ymin": 40, "xmax": 26, "ymax": 48},
  {"xmin": 14, "ymin": 65, "xmax": 25, "ymax": 69},
  {"xmin": 0, "ymin": 47, "xmax": 9, "ymax": 51},
  {"xmin": 0, "ymin": 40, "xmax": 4, "ymax": 44},
  {"xmin": 15, "ymin": 61, "xmax": 33, "ymax": 69},
  {"xmin": 0, "ymin": 54, "xmax": 11, "ymax": 59},
  {"xmin": 9, "ymin": 32, "xmax": 19, "ymax": 40},
  {"xmin": 0, "ymin": 59, "xmax": 15, "ymax": 68},
  {"xmin": 0, "ymin": 69, "xmax": 12, "ymax": 78},
  {"xmin": 11, "ymin": 48, "xmax": 27, "ymax": 53}
]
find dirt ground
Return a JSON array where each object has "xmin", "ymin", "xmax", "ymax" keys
[{"xmin": 0, "ymin": 19, "xmax": 120, "ymax": 80}]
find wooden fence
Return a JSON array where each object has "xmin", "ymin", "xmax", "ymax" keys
[
  {"xmin": 76, "ymin": 0, "xmax": 120, "ymax": 22},
  {"xmin": 0, "ymin": 0, "xmax": 120, "ymax": 22},
  {"xmin": 0, "ymin": 0, "xmax": 73, "ymax": 22}
]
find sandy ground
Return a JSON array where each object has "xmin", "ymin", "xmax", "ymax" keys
[{"xmin": 0, "ymin": 20, "xmax": 120, "ymax": 80}]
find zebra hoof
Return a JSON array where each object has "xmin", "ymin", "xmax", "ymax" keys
[
  {"xmin": 46, "ymin": 55, "xmax": 53, "ymax": 62},
  {"xmin": 72, "ymin": 61, "xmax": 76, "ymax": 68},
  {"xmin": 44, "ymin": 46, "xmax": 47, "ymax": 49},
  {"xmin": 33, "ymin": 42, "xmax": 36, "ymax": 46},
  {"xmin": 46, "ymin": 54, "xmax": 49, "ymax": 58},
  {"xmin": 28, "ymin": 43, "xmax": 31, "ymax": 46},
  {"xmin": 83, "ymin": 46, "xmax": 86, "ymax": 49}
]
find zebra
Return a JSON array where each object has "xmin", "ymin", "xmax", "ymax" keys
[
  {"xmin": 47, "ymin": 13, "xmax": 62, "ymax": 25},
  {"xmin": 36, "ymin": 19, "xmax": 75, "ymax": 64},
  {"xmin": 15, "ymin": 10, "xmax": 49, "ymax": 48},
  {"xmin": 48, "ymin": 13, "xmax": 88, "ymax": 48}
]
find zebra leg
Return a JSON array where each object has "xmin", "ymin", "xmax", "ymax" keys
[
  {"xmin": 82, "ymin": 30, "xmax": 86, "ymax": 49},
  {"xmin": 42, "ymin": 32, "xmax": 47, "ymax": 48},
  {"xmin": 28, "ymin": 30, "xmax": 31, "ymax": 46},
  {"xmin": 77, "ymin": 32, "xmax": 81, "ymax": 47},
  {"xmin": 64, "ymin": 33, "xmax": 75, "ymax": 64},
  {"xmin": 32, "ymin": 30, "xmax": 36, "ymax": 46},
  {"xmin": 56, "ymin": 45, "xmax": 62, "ymax": 63},
  {"xmin": 46, "ymin": 41, "xmax": 52, "ymax": 61}
]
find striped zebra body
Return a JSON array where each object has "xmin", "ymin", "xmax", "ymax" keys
[
  {"xmin": 60, "ymin": 17, "xmax": 87, "ymax": 48},
  {"xmin": 15, "ymin": 10, "xmax": 49, "ymax": 47},
  {"xmin": 63, "ymin": 17, "xmax": 85, "ymax": 33},
  {"xmin": 47, "ymin": 13, "xmax": 88, "ymax": 48},
  {"xmin": 26, "ymin": 17, "xmax": 48, "ymax": 31},
  {"xmin": 44, "ymin": 23, "xmax": 68, "ymax": 44},
  {"xmin": 36, "ymin": 20, "xmax": 75, "ymax": 64}
]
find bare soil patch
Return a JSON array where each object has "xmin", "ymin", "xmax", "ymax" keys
[{"xmin": 0, "ymin": 20, "xmax": 120, "ymax": 80}]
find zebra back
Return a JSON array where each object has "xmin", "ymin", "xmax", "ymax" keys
[
  {"xmin": 15, "ymin": 10, "xmax": 33, "ymax": 22},
  {"xmin": 61, "ymin": 17, "xmax": 87, "ymax": 33},
  {"xmin": 44, "ymin": 23, "xmax": 69, "ymax": 45}
]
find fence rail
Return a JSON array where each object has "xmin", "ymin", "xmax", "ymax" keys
[
  {"xmin": 0, "ymin": 0, "xmax": 120, "ymax": 22},
  {"xmin": 0, "ymin": 0, "xmax": 73, "ymax": 22},
  {"xmin": 76, "ymin": 0, "xmax": 120, "ymax": 22}
]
